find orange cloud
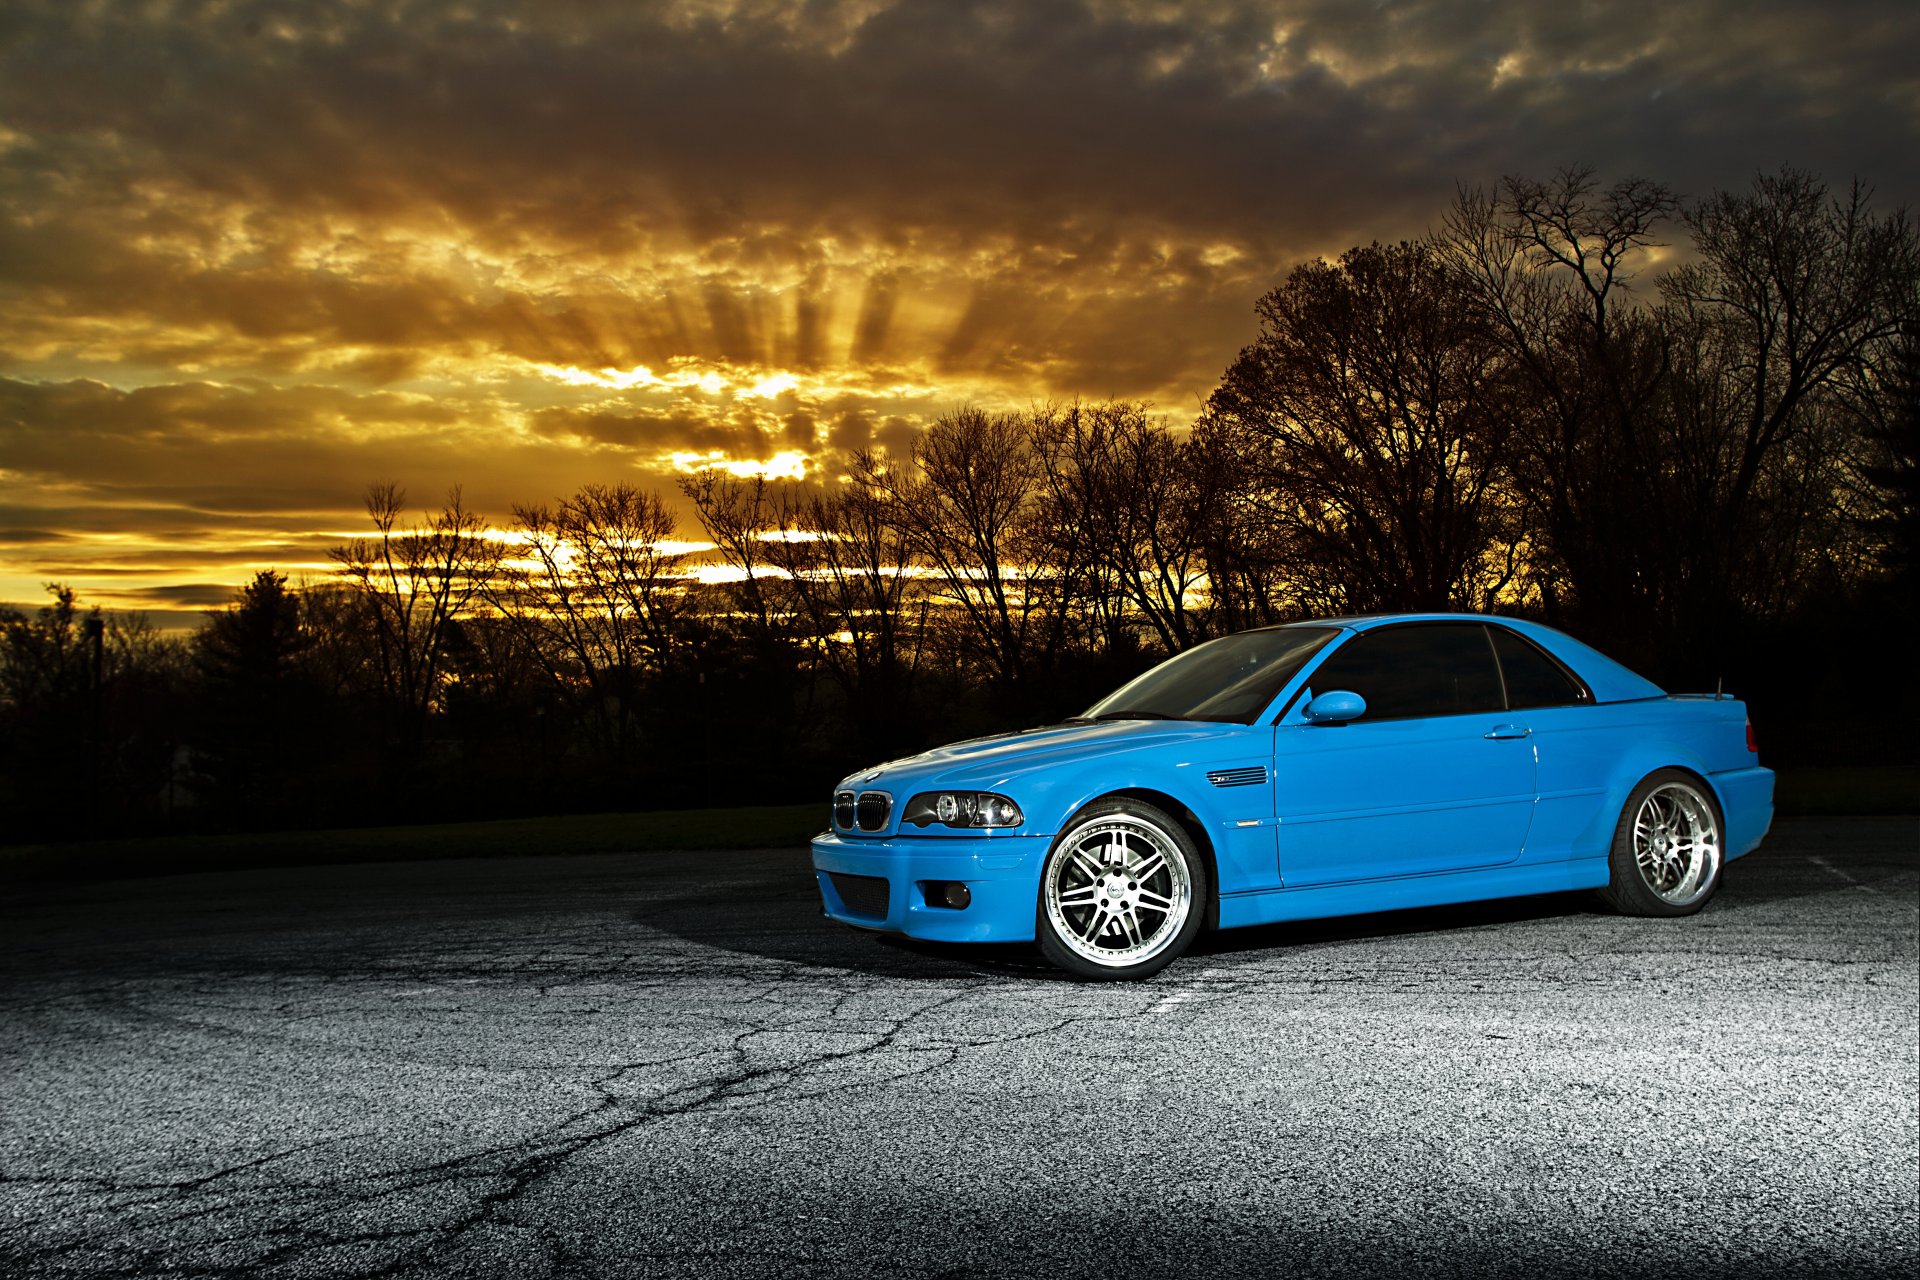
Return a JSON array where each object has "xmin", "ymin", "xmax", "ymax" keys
[{"xmin": 2, "ymin": 0, "xmax": 1912, "ymax": 621}]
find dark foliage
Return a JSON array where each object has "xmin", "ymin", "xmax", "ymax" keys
[{"xmin": 4, "ymin": 165, "xmax": 1913, "ymax": 843}]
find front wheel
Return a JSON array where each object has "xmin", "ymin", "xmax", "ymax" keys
[
  {"xmin": 1599, "ymin": 769, "xmax": 1724, "ymax": 917},
  {"xmin": 1036, "ymin": 798, "xmax": 1208, "ymax": 981}
]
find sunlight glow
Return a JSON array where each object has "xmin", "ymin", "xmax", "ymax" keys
[
  {"xmin": 531, "ymin": 359, "xmax": 813, "ymax": 401},
  {"xmin": 745, "ymin": 372, "xmax": 801, "ymax": 398},
  {"xmin": 688, "ymin": 562, "xmax": 796, "ymax": 585},
  {"xmin": 652, "ymin": 539, "xmax": 720, "ymax": 557},
  {"xmin": 668, "ymin": 450, "xmax": 811, "ymax": 480},
  {"xmin": 484, "ymin": 529, "xmax": 717, "ymax": 575},
  {"xmin": 534, "ymin": 363, "xmax": 667, "ymax": 390}
]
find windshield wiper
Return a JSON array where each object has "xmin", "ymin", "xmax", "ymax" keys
[{"xmin": 1089, "ymin": 709, "xmax": 1184, "ymax": 721}]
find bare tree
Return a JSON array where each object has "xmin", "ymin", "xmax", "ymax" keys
[
  {"xmin": 1844, "ymin": 324, "xmax": 1920, "ymax": 583},
  {"xmin": 1436, "ymin": 165, "xmax": 1679, "ymax": 631},
  {"xmin": 295, "ymin": 580, "xmax": 384, "ymax": 704},
  {"xmin": 677, "ymin": 471, "xmax": 791, "ymax": 651},
  {"xmin": 493, "ymin": 483, "xmax": 687, "ymax": 762},
  {"xmin": 1183, "ymin": 415, "xmax": 1299, "ymax": 631},
  {"xmin": 758, "ymin": 471, "xmax": 929, "ymax": 755},
  {"xmin": 1660, "ymin": 172, "xmax": 1918, "ymax": 591},
  {"xmin": 329, "ymin": 484, "xmax": 503, "ymax": 746},
  {"xmin": 853, "ymin": 407, "xmax": 1087, "ymax": 691},
  {"xmin": 1032, "ymin": 401, "xmax": 1211, "ymax": 653},
  {"xmin": 1437, "ymin": 163, "xmax": 1920, "ymax": 666},
  {"xmin": 1201, "ymin": 241, "xmax": 1522, "ymax": 615}
]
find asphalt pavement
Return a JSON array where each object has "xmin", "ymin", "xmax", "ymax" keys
[{"xmin": 2, "ymin": 818, "xmax": 1915, "ymax": 1279}]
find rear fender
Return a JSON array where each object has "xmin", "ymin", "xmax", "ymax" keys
[{"xmin": 1576, "ymin": 743, "xmax": 1723, "ymax": 860}]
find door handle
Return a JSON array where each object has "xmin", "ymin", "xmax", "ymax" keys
[{"xmin": 1484, "ymin": 724, "xmax": 1531, "ymax": 740}]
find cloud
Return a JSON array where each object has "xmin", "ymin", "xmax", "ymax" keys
[
  {"xmin": 7, "ymin": 1, "xmax": 1914, "ymax": 402},
  {"xmin": 9, "ymin": 2, "xmax": 1912, "ymax": 244},
  {"xmin": 0, "ymin": 0, "xmax": 1913, "ymax": 617}
]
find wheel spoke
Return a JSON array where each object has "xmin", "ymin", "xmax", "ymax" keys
[
  {"xmin": 1046, "ymin": 812, "xmax": 1195, "ymax": 966},
  {"xmin": 1080, "ymin": 907, "xmax": 1109, "ymax": 942},
  {"xmin": 1131, "ymin": 850, "xmax": 1168, "ymax": 882},
  {"xmin": 1628, "ymin": 784, "xmax": 1722, "ymax": 906}
]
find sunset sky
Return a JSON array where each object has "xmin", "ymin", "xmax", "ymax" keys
[{"xmin": 2, "ymin": 0, "xmax": 1915, "ymax": 627}]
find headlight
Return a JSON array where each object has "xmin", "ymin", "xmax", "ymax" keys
[{"xmin": 902, "ymin": 791, "xmax": 1024, "ymax": 829}]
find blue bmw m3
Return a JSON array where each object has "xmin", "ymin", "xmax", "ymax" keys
[{"xmin": 811, "ymin": 614, "xmax": 1774, "ymax": 980}]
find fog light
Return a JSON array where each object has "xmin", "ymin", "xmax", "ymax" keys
[{"xmin": 926, "ymin": 881, "xmax": 972, "ymax": 910}]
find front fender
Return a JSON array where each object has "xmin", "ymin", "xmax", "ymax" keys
[{"xmin": 1022, "ymin": 755, "xmax": 1279, "ymax": 896}]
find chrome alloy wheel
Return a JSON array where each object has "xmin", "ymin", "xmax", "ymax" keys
[
  {"xmin": 1043, "ymin": 813, "xmax": 1193, "ymax": 967},
  {"xmin": 1631, "ymin": 781, "xmax": 1722, "ymax": 908}
]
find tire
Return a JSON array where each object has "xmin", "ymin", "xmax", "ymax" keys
[
  {"xmin": 1599, "ymin": 769, "xmax": 1724, "ymax": 917},
  {"xmin": 1036, "ymin": 797, "xmax": 1208, "ymax": 981}
]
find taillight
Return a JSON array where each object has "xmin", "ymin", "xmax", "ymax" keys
[{"xmin": 1746, "ymin": 720, "xmax": 1758, "ymax": 754}]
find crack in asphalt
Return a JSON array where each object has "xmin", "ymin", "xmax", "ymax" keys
[
  {"xmin": 1, "ymin": 956, "xmax": 1172, "ymax": 1278},
  {"xmin": 4, "ymin": 832, "xmax": 1915, "ymax": 1278}
]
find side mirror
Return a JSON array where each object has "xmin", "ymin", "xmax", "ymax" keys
[{"xmin": 1303, "ymin": 690, "xmax": 1367, "ymax": 724}]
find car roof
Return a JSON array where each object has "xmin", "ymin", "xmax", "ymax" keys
[
  {"xmin": 1290, "ymin": 611, "xmax": 1505, "ymax": 630},
  {"xmin": 1273, "ymin": 612, "xmax": 1666, "ymax": 703}
]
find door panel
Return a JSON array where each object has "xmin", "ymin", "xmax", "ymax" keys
[
  {"xmin": 1273, "ymin": 714, "xmax": 1536, "ymax": 885},
  {"xmin": 1270, "ymin": 623, "xmax": 1537, "ymax": 887}
]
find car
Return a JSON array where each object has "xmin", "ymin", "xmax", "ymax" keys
[{"xmin": 810, "ymin": 613, "xmax": 1774, "ymax": 980}]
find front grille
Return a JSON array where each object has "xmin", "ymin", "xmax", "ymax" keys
[
  {"xmin": 833, "ymin": 790, "xmax": 857, "ymax": 829},
  {"xmin": 1207, "ymin": 766, "xmax": 1268, "ymax": 788},
  {"xmin": 828, "ymin": 872, "xmax": 889, "ymax": 918},
  {"xmin": 856, "ymin": 790, "xmax": 892, "ymax": 832}
]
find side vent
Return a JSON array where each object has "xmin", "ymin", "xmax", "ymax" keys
[{"xmin": 1206, "ymin": 766, "xmax": 1268, "ymax": 788}]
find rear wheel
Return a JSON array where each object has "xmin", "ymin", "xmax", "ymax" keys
[
  {"xmin": 1600, "ymin": 769, "xmax": 1723, "ymax": 917},
  {"xmin": 1036, "ymin": 798, "xmax": 1207, "ymax": 981}
]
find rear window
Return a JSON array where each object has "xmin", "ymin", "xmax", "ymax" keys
[{"xmin": 1489, "ymin": 627, "xmax": 1589, "ymax": 708}]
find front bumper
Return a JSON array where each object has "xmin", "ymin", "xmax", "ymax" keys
[{"xmin": 810, "ymin": 830, "xmax": 1052, "ymax": 942}]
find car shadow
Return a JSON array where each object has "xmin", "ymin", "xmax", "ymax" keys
[
  {"xmin": 629, "ymin": 872, "xmax": 1065, "ymax": 981},
  {"xmin": 1187, "ymin": 889, "xmax": 1598, "ymax": 963},
  {"xmin": 636, "ymin": 859, "xmax": 1605, "ymax": 982}
]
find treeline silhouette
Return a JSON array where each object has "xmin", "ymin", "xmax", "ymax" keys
[{"xmin": 3, "ymin": 166, "xmax": 1914, "ymax": 841}]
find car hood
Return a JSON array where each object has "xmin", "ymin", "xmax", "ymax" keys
[{"xmin": 840, "ymin": 719, "xmax": 1246, "ymax": 793}]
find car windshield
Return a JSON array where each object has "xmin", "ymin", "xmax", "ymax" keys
[{"xmin": 1080, "ymin": 627, "xmax": 1338, "ymax": 724}]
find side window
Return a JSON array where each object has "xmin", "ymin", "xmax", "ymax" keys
[
  {"xmin": 1490, "ymin": 627, "xmax": 1589, "ymax": 708},
  {"xmin": 1306, "ymin": 624, "xmax": 1505, "ymax": 720}
]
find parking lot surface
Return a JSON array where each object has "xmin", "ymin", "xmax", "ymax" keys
[{"xmin": 2, "ymin": 818, "xmax": 1915, "ymax": 1278}]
